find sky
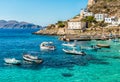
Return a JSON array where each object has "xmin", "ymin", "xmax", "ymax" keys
[{"xmin": 0, "ymin": 0, "xmax": 88, "ymax": 26}]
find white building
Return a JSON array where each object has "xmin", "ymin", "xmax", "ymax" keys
[
  {"xmin": 85, "ymin": 12, "xmax": 94, "ymax": 17},
  {"xmin": 118, "ymin": 18, "xmax": 120, "ymax": 25},
  {"xmin": 105, "ymin": 16, "xmax": 117, "ymax": 23},
  {"xmin": 67, "ymin": 19, "xmax": 86, "ymax": 30},
  {"xmin": 80, "ymin": 9, "xmax": 94, "ymax": 17},
  {"xmin": 105, "ymin": 16, "xmax": 120, "ymax": 26},
  {"xmin": 94, "ymin": 14, "xmax": 108, "ymax": 21},
  {"xmin": 105, "ymin": 18, "xmax": 112, "ymax": 23},
  {"xmin": 112, "ymin": 21, "xmax": 119, "ymax": 26}
]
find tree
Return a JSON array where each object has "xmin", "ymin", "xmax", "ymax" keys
[
  {"xmin": 81, "ymin": 16, "xmax": 96, "ymax": 28},
  {"xmin": 57, "ymin": 21, "xmax": 65, "ymax": 28},
  {"xmin": 81, "ymin": 16, "xmax": 96, "ymax": 23}
]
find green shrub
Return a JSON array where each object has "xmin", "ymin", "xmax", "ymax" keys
[
  {"xmin": 57, "ymin": 21, "xmax": 65, "ymax": 28},
  {"xmin": 81, "ymin": 16, "xmax": 96, "ymax": 23}
]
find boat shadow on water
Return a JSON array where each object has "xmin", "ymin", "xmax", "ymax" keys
[
  {"xmin": 102, "ymin": 55, "xmax": 120, "ymax": 60},
  {"xmin": 19, "ymin": 60, "xmax": 44, "ymax": 70},
  {"xmin": 39, "ymin": 54, "xmax": 110, "ymax": 69},
  {"xmin": 61, "ymin": 73, "xmax": 74, "ymax": 77}
]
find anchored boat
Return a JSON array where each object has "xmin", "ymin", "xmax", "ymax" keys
[
  {"xmin": 62, "ymin": 40, "xmax": 77, "ymax": 47},
  {"xmin": 81, "ymin": 45, "xmax": 101, "ymax": 51},
  {"xmin": 62, "ymin": 43, "xmax": 76, "ymax": 47},
  {"xmin": 23, "ymin": 54, "xmax": 43, "ymax": 63},
  {"xmin": 97, "ymin": 44, "xmax": 110, "ymax": 48},
  {"xmin": 62, "ymin": 48, "xmax": 86, "ymax": 56},
  {"xmin": 4, "ymin": 58, "xmax": 21, "ymax": 65},
  {"xmin": 112, "ymin": 38, "xmax": 119, "ymax": 42},
  {"xmin": 40, "ymin": 42, "xmax": 55, "ymax": 50}
]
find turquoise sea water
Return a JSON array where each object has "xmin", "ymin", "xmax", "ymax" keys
[{"xmin": 0, "ymin": 29, "xmax": 120, "ymax": 82}]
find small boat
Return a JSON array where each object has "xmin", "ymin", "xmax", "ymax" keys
[
  {"xmin": 62, "ymin": 49, "xmax": 86, "ymax": 56},
  {"xmin": 62, "ymin": 40, "xmax": 77, "ymax": 47},
  {"xmin": 23, "ymin": 54, "xmax": 43, "ymax": 63},
  {"xmin": 80, "ymin": 45, "xmax": 101, "ymax": 51},
  {"xmin": 96, "ymin": 44, "xmax": 110, "ymax": 48},
  {"xmin": 40, "ymin": 42, "xmax": 55, "ymax": 50},
  {"xmin": 112, "ymin": 38, "xmax": 119, "ymax": 42},
  {"xmin": 4, "ymin": 58, "xmax": 21, "ymax": 65},
  {"xmin": 62, "ymin": 43, "xmax": 76, "ymax": 47},
  {"xmin": 80, "ymin": 46, "xmax": 93, "ymax": 50},
  {"xmin": 91, "ymin": 45, "xmax": 101, "ymax": 49}
]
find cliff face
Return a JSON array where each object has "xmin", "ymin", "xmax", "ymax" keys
[
  {"xmin": 88, "ymin": 0, "xmax": 120, "ymax": 17},
  {"xmin": 0, "ymin": 20, "xmax": 42, "ymax": 29}
]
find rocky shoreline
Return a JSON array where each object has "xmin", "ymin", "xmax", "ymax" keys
[
  {"xmin": 33, "ymin": 26, "xmax": 120, "ymax": 41},
  {"xmin": 33, "ymin": 26, "xmax": 120, "ymax": 36},
  {"xmin": 33, "ymin": 28, "xmax": 76, "ymax": 36}
]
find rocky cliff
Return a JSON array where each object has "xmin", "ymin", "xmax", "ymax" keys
[
  {"xmin": 0, "ymin": 20, "xmax": 42, "ymax": 29},
  {"xmin": 88, "ymin": 0, "xmax": 120, "ymax": 17}
]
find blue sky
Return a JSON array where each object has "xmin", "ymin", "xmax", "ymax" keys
[{"xmin": 0, "ymin": 0, "xmax": 88, "ymax": 26}]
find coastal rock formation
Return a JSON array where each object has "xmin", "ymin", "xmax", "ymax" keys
[
  {"xmin": 0, "ymin": 20, "xmax": 42, "ymax": 29},
  {"xmin": 34, "ymin": 28, "xmax": 76, "ymax": 36}
]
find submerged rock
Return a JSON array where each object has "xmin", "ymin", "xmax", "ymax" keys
[{"xmin": 62, "ymin": 73, "xmax": 73, "ymax": 77}]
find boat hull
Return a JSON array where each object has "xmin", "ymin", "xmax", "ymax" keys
[
  {"xmin": 62, "ymin": 43, "xmax": 76, "ymax": 47},
  {"xmin": 40, "ymin": 46, "xmax": 55, "ymax": 50},
  {"xmin": 40, "ymin": 42, "xmax": 55, "ymax": 50},
  {"xmin": 97, "ymin": 44, "xmax": 110, "ymax": 48},
  {"xmin": 23, "ymin": 55, "xmax": 43, "ymax": 64},
  {"xmin": 4, "ymin": 58, "xmax": 21, "ymax": 65},
  {"xmin": 63, "ymin": 49, "xmax": 85, "ymax": 56}
]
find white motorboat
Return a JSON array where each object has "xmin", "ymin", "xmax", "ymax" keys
[
  {"xmin": 40, "ymin": 42, "xmax": 55, "ymax": 50},
  {"xmin": 62, "ymin": 40, "xmax": 77, "ymax": 47},
  {"xmin": 81, "ymin": 45, "xmax": 101, "ymax": 50},
  {"xmin": 23, "ymin": 54, "xmax": 43, "ymax": 63},
  {"xmin": 113, "ymin": 38, "xmax": 119, "ymax": 42},
  {"xmin": 4, "ymin": 58, "xmax": 21, "ymax": 65},
  {"xmin": 62, "ymin": 49, "xmax": 86, "ymax": 56},
  {"xmin": 81, "ymin": 46, "xmax": 94, "ymax": 50},
  {"xmin": 97, "ymin": 44, "xmax": 110, "ymax": 48},
  {"xmin": 62, "ymin": 43, "xmax": 76, "ymax": 47}
]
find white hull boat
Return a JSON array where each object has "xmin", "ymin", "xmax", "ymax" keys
[
  {"xmin": 40, "ymin": 42, "xmax": 55, "ymax": 50},
  {"xmin": 62, "ymin": 40, "xmax": 77, "ymax": 47},
  {"xmin": 40, "ymin": 46, "xmax": 55, "ymax": 50},
  {"xmin": 4, "ymin": 58, "xmax": 21, "ymax": 65},
  {"xmin": 81, "ymin": 45, "xmax": 101, "ymax": 50},
  {"xmin": 62, "ymin": 49, "xmax": 86, "ymax": 55},
  {"xmin": 97, "ymin": 44, "xmax": 110, "ymax": 48},
  {"xmin": 23, "ymin": 54, "xmax": 43, "ymax": 63},
  {"xmin": 62, "ymin": 43, "xmax": 76, "ymax": 47},
  {"xmin": 81, "ymin": 46, "xmax": 94, "ymax": 50},
  {"xmin": 113, "ymin": 38, "xmax": 119, "ymax": 42}
]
